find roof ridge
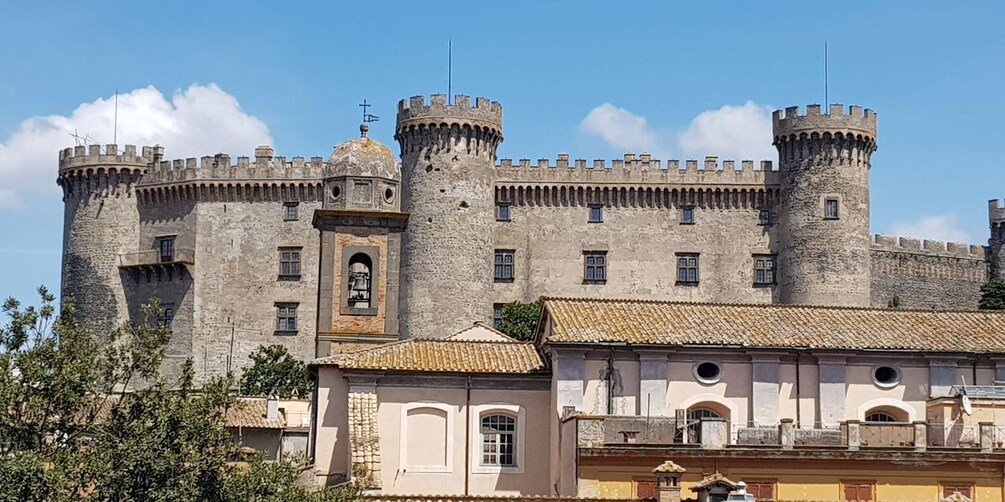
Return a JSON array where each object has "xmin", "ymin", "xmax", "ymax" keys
[{"xmin": 539, "ymin": 296, "xmax": 999, "ymax": 315}]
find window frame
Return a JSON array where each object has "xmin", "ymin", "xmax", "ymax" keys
[
  {"xmin": 157, "ymin": 302, "xmax": 175, "ymax": 327},
  {"xmin": 274, "ymin": 302, "xmax": 299, "ymax": 335},
  {"xmin": 492, "ymin": 303, "xmax": 504, "ymax": 328},
  {"xmin": 675, "ymin": 253, "xmax": 700, "ymax": 285},
  {"xmin": 758, "ymin": 208, "xmax": 772, "ymax": 226},
  {"xmin": 680, "ymin": 206, "xmax": 695, "ymax": 225},
  {"xmin": 494, "ymin": 249, "xmax": 515, "ymax": 282},
  {"xmin": 157, "ymin": 236, "xmax": 176, "ymax": 263},
  {"xmin": 496, "ymin": 203, "xmax": 511, "ymax": 222},
  {"xmin": 400, "ymin": 402, "xmax": 455, "ymax": 473},
  {"xmin": 825, "ymin": 197, "xmax": 840, "ymax": 220},
  {"xmin": 753, "ymin": 254, "xmax": 777, "ymax": 287},
  {"xmin": 840, "ymin": 480, "xmax": 875, "ymax": 501},
  {"xmin": 743, "ymin": 480, "xmax": 777, "ymax": 501},
  {"xmin": 283, "ymin": 202, "xmax": 299, "ymax": 221},
  {"xmin": 871, "ymin": 365, "xmax": 901, "ymax": 388},
  {"xmin": 583, "ymin": 250, "xmax": 608, "ymax": 284},
  {"xmin": 588, "ymin": 204, "xmax": 604, "ymax": 223},
  {"xmin": 278, "ymin": 247, "xmax": 302, "ymax": 280},
  {"xmin": 470, "ymin": 404, "xmax": 525, "ymax": 474}
]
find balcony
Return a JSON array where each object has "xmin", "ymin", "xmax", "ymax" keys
[
  {"xmin": 118, "ymin": 248, "xmax": 194, "ymax": 282},
  {"xmin": 574, "ymin": 415, "xmax": 1000, "ymax": 453}
]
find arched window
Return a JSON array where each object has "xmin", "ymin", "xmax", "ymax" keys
[
  {"xmin": 685, "ymin": 407, "xmax": 721, "ymax": 444},
  {"xmin": 347, "ymin": 253, "xmax": 372, "ymax": 309},
  {"xmin": 480, "ymin": 414, "xmax": 516, "ymax": 467},
  {"xmin": 865, "ymin": 412, "xmax": 897, "ymax": 423}
]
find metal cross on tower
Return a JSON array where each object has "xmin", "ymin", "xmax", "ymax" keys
[{"xmin": 359, "ymin": 99, "xmax": 380, "ymax": 124}]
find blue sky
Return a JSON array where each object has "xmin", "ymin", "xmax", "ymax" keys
[{"xmin": 1, "ymin": 1, "xmax": 1003, "ymax": 304}]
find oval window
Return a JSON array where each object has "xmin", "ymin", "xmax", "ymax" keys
[
  {"xmin": 384, "ymin": 187, "xmax": 394, "ymax": 202},
  {"xmin": 873, "ymin": 366, "xmax": 900, "ymax": 387},
  {"xmin": 331, "ymin": 185, "xmax": 342, "ymax": 199},
  {"xmin": 694, "ymin": 361, "xmax": 721, "ymax": 384}
]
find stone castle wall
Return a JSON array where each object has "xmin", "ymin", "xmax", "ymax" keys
[{"xmin": 870, "ymin": 235, "xmax": 988, "ymax": 310}]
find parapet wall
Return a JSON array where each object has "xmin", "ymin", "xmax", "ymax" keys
[
  {"xmin": 138, "ymin": 152, "xmax": 328, "ymax": 186},
  {"xmin": 496, "ymin": 154, "xmax": 777, "ymax": 186},
  {"xmin": 871, "ymin": 234, "xmax": 985, "ymax": 260},
  {"xmin": 58, "ymin": 144, "xmax": 155, "ymax": 171},
  {"xmin": 396, "ymin": 94, "xmax": 502, "ymax": 127},
  {"xmin": 773, "ymin": 104, "xmax": 877, "ymax": 138}
]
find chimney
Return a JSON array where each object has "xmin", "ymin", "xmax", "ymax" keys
[
  {"xmin": 266, "ymin": 394, "xmax": 279, "ymax": 421},
  {"xmin": 653, "ymin": 460, "xmax": 686, "ymax": 502},
  {"xmin": 255, "ymin": 144, "xmax": 275, "ymax": 162}
]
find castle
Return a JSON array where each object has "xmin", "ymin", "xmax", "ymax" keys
[{"xmin": 57, "ymin": 94, "xmax": 1002, "ymax": 381}]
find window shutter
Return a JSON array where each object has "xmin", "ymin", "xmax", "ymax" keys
[{"xmin": 635, "ymin": 480, "xmax": 657, "ymax": 501}]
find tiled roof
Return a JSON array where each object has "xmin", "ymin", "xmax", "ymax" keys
[
  {"xmin": 541, "ymin": 298, "xmax": 1005, "ymax": 353},
  {"xmin": 311, "ymin": 338, "xmax": 546, "ymax": 374},
  {"xmin": 225, "ymin": 398, "xmax": 285, "ymax": 429}
]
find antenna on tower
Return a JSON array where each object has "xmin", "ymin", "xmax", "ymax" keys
[
  {"xmin": 113, "ymin": 88, "xmax": 118, "ymax": 147},
  {"xmin": 448, "ymin": 38, "xmax": 452, "ymax": 104},
  {"xmin": 824, "ymin": 42, "xmax": 829, "ymax": 112}
]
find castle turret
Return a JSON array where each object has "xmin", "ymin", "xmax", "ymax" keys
[
  {"xmin": 57, "ymin": 144, "xmax": 155, "ymax": 333},
  {"xmin": 988, "ymin": 199, "xmax": 1005, "ymax": 280},
  {"xmin": 773, "ymin": 104, "xmax": 877, "ymax": 306},
  {"xmin": 395, "ymin": 95, "xmax": 503, "ymax": 339}
]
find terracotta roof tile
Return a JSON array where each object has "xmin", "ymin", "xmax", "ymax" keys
[
  {"xmin": 311, "ymin": 338, "xmax": 546, "ymax": 373},
  {"xmin": 542, "ymin": 298, "xmax": 1005, "ymax": 353},
  {"xmin": 225, "ymin": 398, "xmax": 285, "ymax": 429}
]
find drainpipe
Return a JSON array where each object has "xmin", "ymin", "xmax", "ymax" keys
[
  {"xmin": 795, "ymin": 354, "xmax": 802, "ymax": 428},
  {"xmin": 465, "ymin": 375, "xmax": 471, "ymax": 496}
]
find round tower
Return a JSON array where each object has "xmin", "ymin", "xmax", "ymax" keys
[
  {"xmin": 57, "ymin": 144, "xmax": 155, "ymax": 333},
  {"xmin": 774, "ymin": 104, "xmax": 877, "ymax": 306},
  {"xmin": 394, "ymin": 94, "xmax": 503, "ymax": 339},
  {"xmin": 988, "ymin": 199, "xmax": 1005, "ymax": 280}
]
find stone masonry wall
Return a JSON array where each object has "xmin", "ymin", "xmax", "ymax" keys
[{"xmin": 870, "ymin": 236, "xmax": 988, "ymax": 310}]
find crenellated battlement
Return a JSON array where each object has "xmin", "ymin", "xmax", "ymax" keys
[
  {"xmin": 871, "ymin": 234, "xmax": 986, "ymax": 260},
  {"xmin": 137, "ymin": 151, "xmax": 329, "ymax": 186},
  {"xmin": 396, "ymin": 94, "xmax": 502, "ymax": 128},
  {"xmin": 58, "ymin": 144, "xmax": 157, "ymax": 171},
  {"xmin": 773, "ymin": 104, "xmax": 877, "ymax": 139},
  {"xmin": 989, "ymin": 199, "xmax": 1005, "ymax": 224},
  {"xmin": 496, "ymin": 153, "xmax": 777, "ymax": 186}
]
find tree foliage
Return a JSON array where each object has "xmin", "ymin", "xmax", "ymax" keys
[
  {"xmin": 240, "ymin": 345, "xmax": 312, "ymax": 398},
  {"xmin": 980, "ymin": 279, "xmax": 1005, "ymax": 310},
  {"xmin": 496, "ymin": 300, "xmax": 543, "ymax": 341},
  {"xmin": 0, "ymin": 288, "xmax": 357, "ymax": 501}
]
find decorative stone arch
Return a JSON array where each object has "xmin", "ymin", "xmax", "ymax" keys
[
  {"xmin": 857, "ymin": 397, "xmax": 916, "ymax": 423},
  {"xmin": 678, "ymin": 394, "xmax": 740, "ymax": 423}
]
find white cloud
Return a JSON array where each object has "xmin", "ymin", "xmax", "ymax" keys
[
  {"xmin": 580, "ymin": 103, "xmax": 661, "ymax": 156},
  {"xmin": 0, "ymin": 84, "xmax": 272, "ymax": 210},
  {"xmin": 888, "ymin": 215, "xmax": 972, "ymax": 243},
  {"xmin": 580, "ymin": 101, "xmax": 775, "ymax": 162}
]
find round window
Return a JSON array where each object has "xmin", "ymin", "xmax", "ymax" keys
[
  {"xmin": 384, "ymin": 187, "xmax": 394, "ymax": 202},
  {"xmin": 331, "ymin": 185, "xmax": 342, "ymax": 199},
  {"xmin": 693, "ymin": 361, "xmax": 721, "ymax": 384},
  {"xmin": 873, "ymin": 366, "xmax": 900, "ymax": 387}
]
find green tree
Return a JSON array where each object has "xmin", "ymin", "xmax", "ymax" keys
[
  {"xmin": 222, "ymin": 455, "xmax": 362, "ymax": 502},
  {"xmin": 980, "ymin": 279, "xmax": 1005, "ymax": 310},
  {"xmin": 0, "ymin": 289, "xmax": 357, "ymax": 501},
  {"xmin": 240, "ymin": 345, "xmax": 312, "ymax": 398},
  {"xmin": 496, "ymin": 300, "xmax": 543, "ymax": 341}
]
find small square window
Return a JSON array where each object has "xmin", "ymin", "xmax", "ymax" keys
[
  {"xmin": 758, "ymin": 209, "xmax": 772, "ymax": 226},
  {"xmin": 275, "ymin": 303, "xmax": 298, "ymax": 334},
  {"xmin": 753, "ymin": 254, "xmax": 777, "ymax": 286},
  {"xmin": 493, "ymin": 303, "xmax": 504, "ymax": 328},
  {"xmin": 283, "ymin": 202, "xmax": 299, "ymax": 221},
  {"xmin": 825, "ymin": 198, "xmax": 840, "ymax": 219},
  {"xmin": 157, "ymin": 236, "xmax": 176, "ymax": 263},
  {"xmin": 583, "ymin": 251, "xmax": 607, "ymax": 284},
  {"xmin": 496, "ymin": 204, "xmax": 511, "ymax": 222},
  {"xmin": 279, "ymin": 247, "xmax": 302, "ymax": 279},
  {"xmin": 494, "ymin": 250, "xmax": 515, "ymax": 282},
  {"xmin": 681, "ymin": 206, "xmax": 695, "ymax": 225},
  {"xmin": 676, "ymin": 253, "xmax": 699, "ymax": 285},
  {"xmin": 588, "ymin": 205, "xmax": 603, "ymax": 223},
  {"xmin": 157, "ymin": 303, "xmax": 174, "ymax": 326}
]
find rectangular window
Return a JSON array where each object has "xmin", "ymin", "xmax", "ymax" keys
[
  {"xmin": 496, "ymin": 204, "xmax": 511, "ymax": 222},
  {"xmin": 279, "ymin": 247, "xmax": 302, "ymax": 278},
  {"xmin": 745, "ymin": 481, "xmax": 776, "ymax": 501},
  {"xmin": 493, "ymin": 303, "xmax": 504, "ymax": 328},
  {"xmin": 275, "ymin": 303, "xmax": 298, "ymax": 333},
  {"xmin": 494, "ymin": 250, "xmax": 514, "ymax": 282},
  {"xmin": 481, "ymin": 414, "xmax": 516, "ymax": 467},
  {"xmin": 942, "ymin": 484, "xmax": 973, "ymax": 499},
  {"xmin": 676, "ymin": 253, "xmax": 699, "ymax": 285},
  {"xmin": 842, "ymin": 481, "xmax": 874, "ymax": 501},
  {"xmin": 753, "ymin": 254, "xmax": 777, "ymax": 286},
  {"xmin": 681, "ymin": 206, "xmax": 695, "ymax": 224},
  {"xmin": 583, "ymin": 251, "xmax": 607, "ymax": 284},
  {"xmin": 158, "ymin": 303, "xmax": 174, "ymax": 327},
  {"xmin": 283, "ymin": 202, "xmax": 299, "ymax": 221},
  {"xmin": 588, "ymin": 204, "xmax": 603, "ymax": 223},
  {"xmin": 825, "ymin": 198, "xmax": 840, "ymax": 219},
  {"xmin": 157, "ymin": 236, "xmax": 175, "ymax": 263},
  {"xmin": 758, "ymin": 208, "xmax": 772, "ymax": 226}
]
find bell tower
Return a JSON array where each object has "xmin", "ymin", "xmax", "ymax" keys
[{"xmin": 313, "ymin": 123, "xmax": 407, "ymax": 355}]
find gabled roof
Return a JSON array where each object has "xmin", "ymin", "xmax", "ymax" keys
[
  {"xmin": 445, "ymin": 322, "xmax": 519, "ymax": 342},
  {"xmin": 311, "ymin": 334, "xmax": 546, "ymax": 374},
  {"xmin": 540, "ymin": 298, "xmax": 1005, "ymax": 353},
  {"xmin": 225, "ymin": 398, "xmax": 285, "ymax": 429}
]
